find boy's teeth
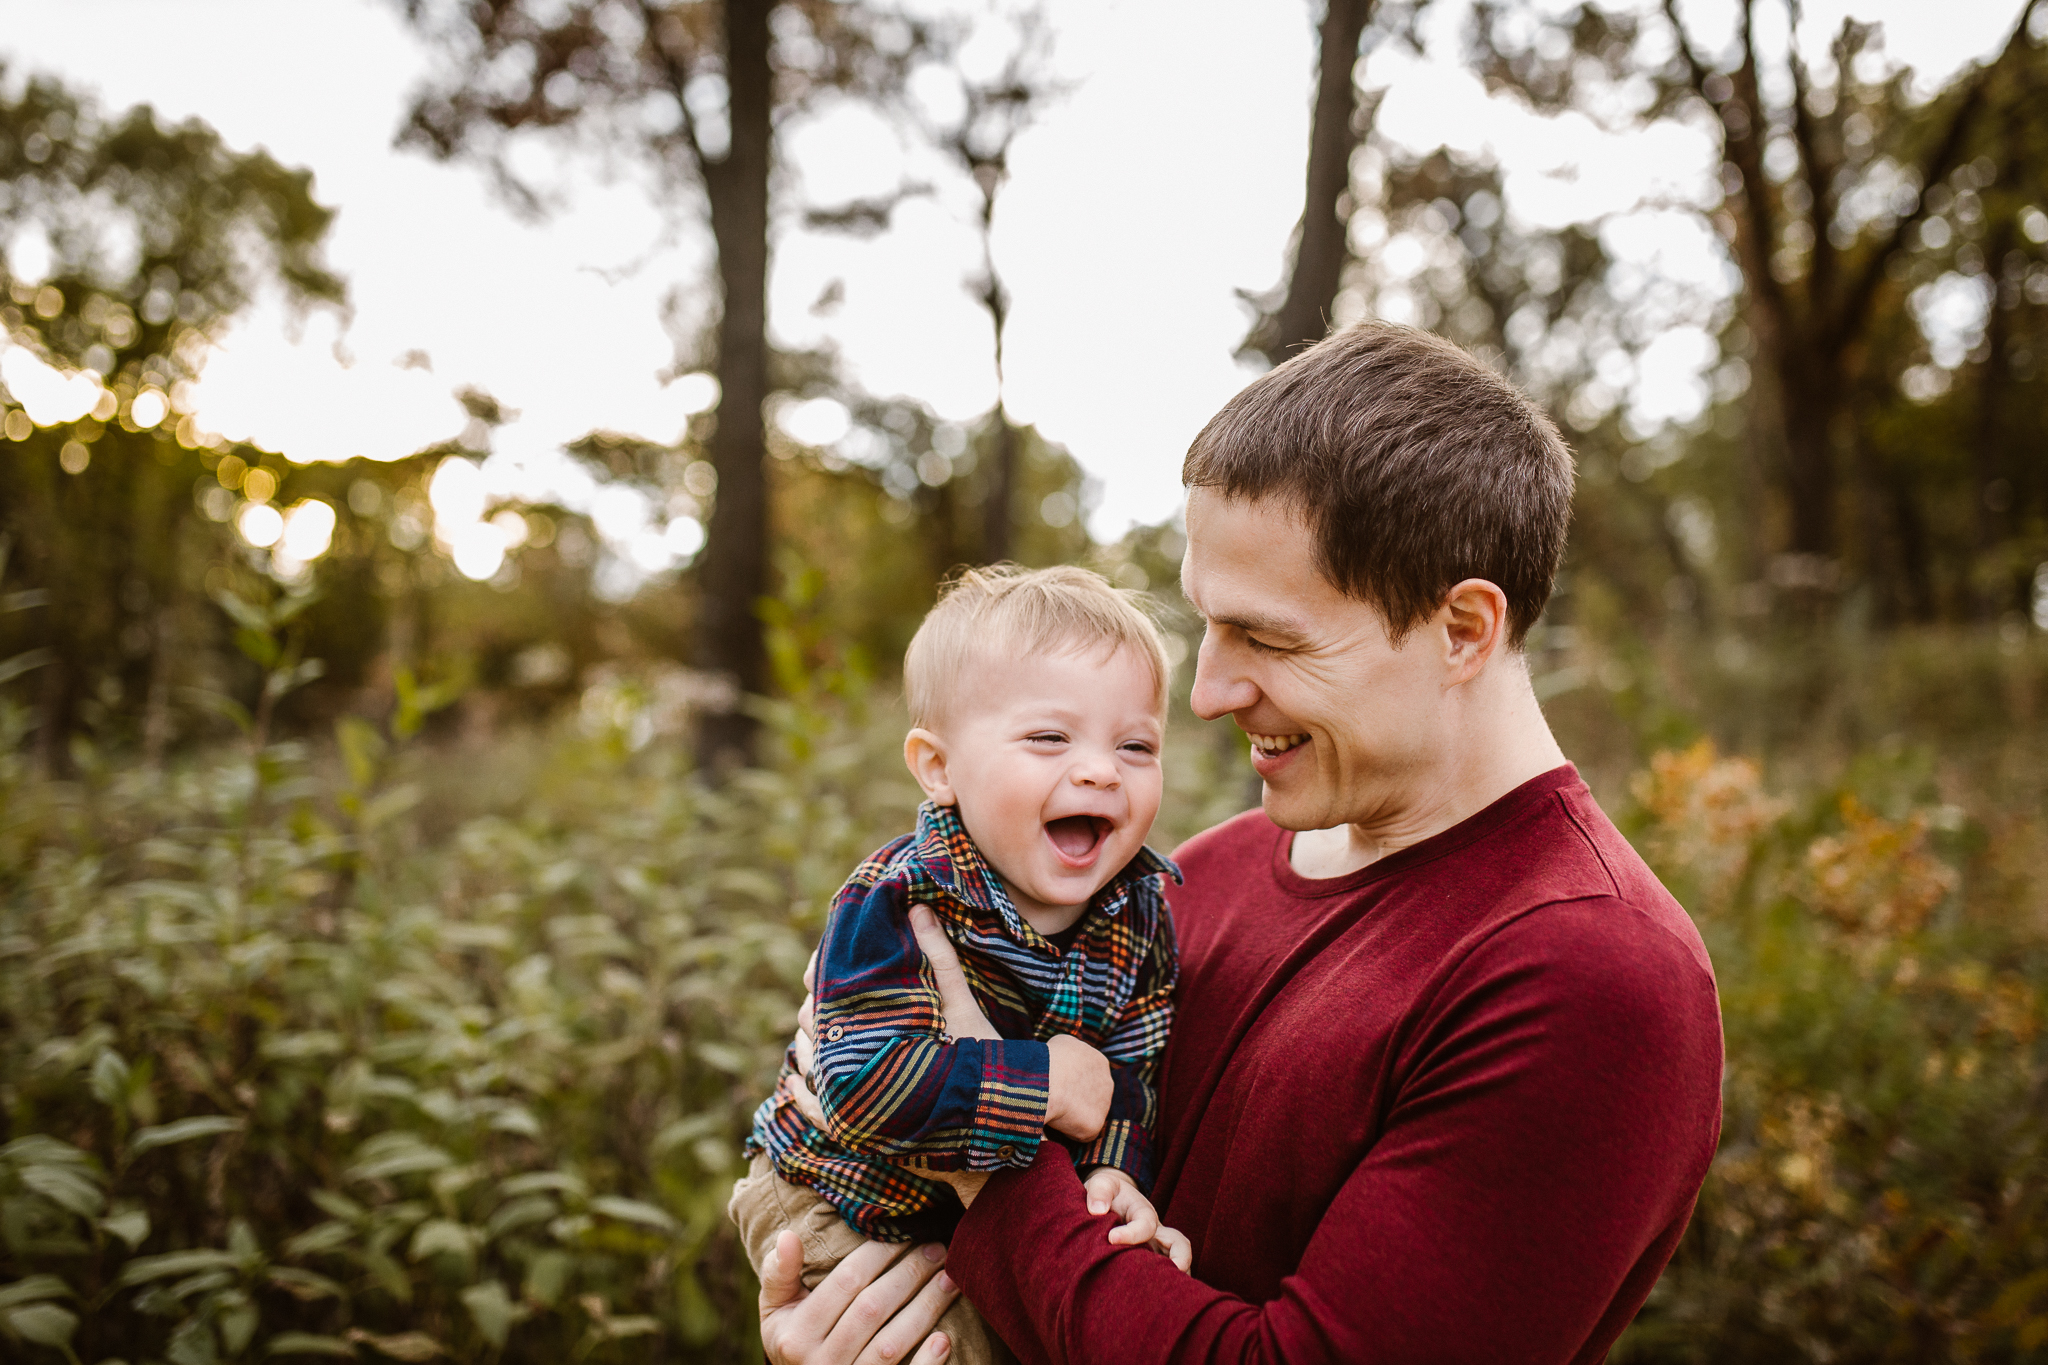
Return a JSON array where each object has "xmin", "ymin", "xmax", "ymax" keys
[{"xmin": 1249, "ymin": 733, "xmax": 1308, "ymax": 753}]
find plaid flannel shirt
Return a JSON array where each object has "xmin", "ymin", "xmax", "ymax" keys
[{"xmin": 745, "ymin": 800, "xmax": 1181, "ymax": 1243}]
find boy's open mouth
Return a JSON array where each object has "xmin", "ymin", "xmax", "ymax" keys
[{"xmin": 1045, "ymin": 814, "xmax": 1113, "ymax": 865}]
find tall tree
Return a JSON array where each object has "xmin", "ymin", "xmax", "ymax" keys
[
  {"xmin": 1467, "ymin": 0, "xmax": 2046, "ymax": 576},
  {"xmin": 940, "ymin": 12, "xmax": 1058, "ymax": 564},
  {"xmin": 397, "ymin": 0, "xmax": 940, "ymax": 768},
  {"xmin": 0, "ymin": 70, "xmax": 344, "ymax": 772},
  {"xmin": 1242, "ymin": 0, "xmax": 1430, "ymax": 366}
]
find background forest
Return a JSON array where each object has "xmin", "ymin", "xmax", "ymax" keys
[{"xmin": 2, "ymin": 0, "xmax": 2047, "ymax": 1360}]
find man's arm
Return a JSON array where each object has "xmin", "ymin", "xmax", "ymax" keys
[{"xmin": 948, "ymin": 900, "xmax": 1724, "ymax": 1365}]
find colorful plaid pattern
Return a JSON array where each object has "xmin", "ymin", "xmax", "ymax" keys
[{"xmin": 746, "ymin": 800, "xmax": 1181, "ymax": 1243}]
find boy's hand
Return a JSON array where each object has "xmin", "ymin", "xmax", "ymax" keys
[
  {"xmin": 1082, "ymin": 1167, "xmax": 1194, "ymax": 1273},
  {"xmin": 1045, "ymin": 1035, "xmax": 1112, "ymax": 1141}
]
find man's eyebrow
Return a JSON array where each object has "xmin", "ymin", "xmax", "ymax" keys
[{"xmin": 1193, "ymin": 603, "xmax": 1313, "ymax": 640}]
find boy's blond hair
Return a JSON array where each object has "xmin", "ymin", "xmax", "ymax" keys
[{"xmin": 904, "ymin": 564, "xmax": 1171, "ymax": 729}]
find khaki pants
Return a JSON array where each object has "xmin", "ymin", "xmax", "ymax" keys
[{"xmin": 729, "ymin": 1154, "xmax": 1014, "ymax": 1365}]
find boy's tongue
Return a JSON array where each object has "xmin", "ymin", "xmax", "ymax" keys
[{"xmin": 1046, "ymin": 815, "xmax": 1102, "ymax": 858}]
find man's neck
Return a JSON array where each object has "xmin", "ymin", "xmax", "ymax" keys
[{"xmin": 1288, "ymin": 663, "xmax": 1567, "ymax": 881}]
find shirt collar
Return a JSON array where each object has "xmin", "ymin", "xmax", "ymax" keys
[{"xmin": 909, "ymin": 800, "xmax": 1180, "ymax": 934}]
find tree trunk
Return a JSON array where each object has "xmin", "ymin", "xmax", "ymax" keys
[
  {"xmin": 982, "ymin": 408, "xmax": 1018, "ymax": 564},
  {"xmin": 1256, "ymin": 0, "xmax": 1376, "ymax": 366},
  {"xmin": 695, "ymin": 0, "xmax": 775, "ymax": 770}
]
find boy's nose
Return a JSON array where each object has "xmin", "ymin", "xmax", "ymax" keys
[{"xmin": 1069, "ymin": 751, "xmax": 1121, "ymax": 788}]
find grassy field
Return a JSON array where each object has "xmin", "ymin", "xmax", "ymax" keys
[{"xmin": 2, "ymin": 626, "xmax": 2045, "ymax": 1362}]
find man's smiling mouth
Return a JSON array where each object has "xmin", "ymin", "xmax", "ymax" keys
[
  {"xmin": 1045, "ymin": 814, "xmax": 1113, "ymax": 864},
  {"xmin": 1247, "ymin": 732, "xmax": 1309, "ymax": 757}
]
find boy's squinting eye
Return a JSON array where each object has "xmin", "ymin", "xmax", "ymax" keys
[
  {"xmin": 1026, "ymin": 731, "xmax": 1067, "ymax": 745},
  {"xmin": 1119, "ymin": 740, "xmax": 1158, "ymax": 756}
]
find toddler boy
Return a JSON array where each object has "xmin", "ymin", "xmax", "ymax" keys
[{"xmin": 730, "ymin": 565, "xmax": 1190, "ymax": 1365}]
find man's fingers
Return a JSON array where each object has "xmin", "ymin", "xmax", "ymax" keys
[
  {"xmin": 908, "ymin": 1330, "xmax": 953, "ymax": 1364},
  {"xmin": 822, "ymin": 1243, "xmax": 952, "ymax": 1365},
  {"xmin": 798, "ymin": 991, "xmax": 817, "ymax": 1042},
  {"xmin": 778, "ymin": 1238, "xmax": 915, "ymax": 1362},
  {"xmin": 853, "ymin": 1258, "xmax": 961, "ymax": 1365},
  {"xmin": 907, "ymin": 904, "xmax": 1000, "ymax": 1041},
  {"xmin": 1082, "ymin": 1170, "xmax": 1120, "ymax": 1217},
  {"xmin": 761, "ymin": 1229, "xmax": 807, "ymax": 1313}
]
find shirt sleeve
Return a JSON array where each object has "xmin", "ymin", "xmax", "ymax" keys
[
  {"xmin": 1070, "ymin": 893, "xmax": 1180, "ymax": 1188},
  {"xmin": 948, "ymin": 898, "xmax": 1723, "ymax": 1364},
  {"xmin": 811, "ymin": 874, "xmax": 1053, "ymax": 1173}
]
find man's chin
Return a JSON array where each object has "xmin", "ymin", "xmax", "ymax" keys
[{"xmin": 1258, "ymin": 784, "xmax": 1330, "ymax": 833}]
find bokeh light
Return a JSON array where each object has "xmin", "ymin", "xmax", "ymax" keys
[
  {"xmin": 429, "ymin": 456, "xmax": 487, "ymax": 527},
  {"xmin": 0, "ymin": 346, "xmax": 102, "ymax": 426},
  {"xmin": 451, "ymin": 520, "xmax": 507, "ymax": 581},
  {"xmin": 130, "ymin": 389, "xmax": 169, "ymax": 429},
  {"xmin": 279, "ymin": 499, "xmax": 337, "ymax": 561},
  {"xmin": 237, "ymin": 501, "xmax": 285, "ymax": 548}
]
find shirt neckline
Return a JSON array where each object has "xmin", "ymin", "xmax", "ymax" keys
[{"xmin": 1267, "ymin": 764, "xmax": 1582, "ymax": 899}]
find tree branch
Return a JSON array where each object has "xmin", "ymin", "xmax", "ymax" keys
[{"xmin": 1829, "ymin": 0, "xmax": 2042, "ymax": 348}]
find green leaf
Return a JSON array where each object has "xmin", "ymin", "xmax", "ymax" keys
[
  {"xmin": 0, "ymin": 647, "xmax": 55, "ymax": 686},
  {"xmin": 266, "ymin": 1333, "xmax": 358, "ymax": 1358},
  {"xmin": 101, "ymin": 1206, "xmax": 151, "ymax": 1249},
  {"xmin": 335, "ymin": 716, "xmax": 387, "ymax": 791},
  {"xmin": 1, "ymin": 1301, "xmax": 79, "ymax": 1347},
  {"xmin": 406, "ymin": 1219, "xmax": 477, "ymax": 1270},
  {"xmin": 130, "ymin": 1115, "xmax": 244, "ymax": 1157},
  {"xmin": 20, "ymin": 1163, "xmax": 106, "ymax": 1218},
  {"xmin": 345, "ymin": 1328, "xmax": 443, "ymax": 1361},
  {"xmin": 118, "ymin": 1249, "xmax": 239, "ymax": 1286},
  {"xmin": 265, "ymin": 1267, "xmax": 345, "ymax": 1302},
  {"xmin": 211, "ymin": 589, "xmax": 271, "ymax": 633},
  {"xmin": 260, "ymin": 1032, "xmax": 344, "ymax": 1062},
  {"xmin": 282, "ymin": 1221, "xmax": 354, "ymax": 1259},
  {"xmin": 90, "ymin": 1049, "xmax": 130, "ymax": 1107},
  {"xmin": 236, "ymin": 626, "xmax": 282, "ymax": 669},
  {"xmin": 460, "ymin": 1280, "xmax": 521, "ymax": 1349},
  {"xmin": 181, "ymin": 687, "xmax": 254, "ymax": 735},
  {"xmin": 357, "ymin": 784, "xmax": 423, "ymax": 832},
  {"xmin": 0, "ymin": 1276, "xmax": 73, "ymax": 1311},
  {"xmin": 589, "ymin": 1196, "xmax": 678, "ymax": 1233},
  {"xmin": 220, "ymin": 1296, "xmax": 259, "ymax": 1355},
  {"xmin": 497, "ymin": 1171, "xmax": 586, "ymax": 1200}
]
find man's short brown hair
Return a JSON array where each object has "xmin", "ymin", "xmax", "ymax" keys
[{"xmin": 1182, "ymin": 322, "xmax": 1574, "ymax": 647}]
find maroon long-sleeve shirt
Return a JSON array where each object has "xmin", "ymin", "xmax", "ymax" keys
[{"xmin": 951, "ymin": 766, "xmax": 1722, "ymax": 1364}]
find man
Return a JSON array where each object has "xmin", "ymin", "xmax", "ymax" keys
[{"xmin": 758, "ymin": 323, "xmax": 1724, "ymax": 1364}]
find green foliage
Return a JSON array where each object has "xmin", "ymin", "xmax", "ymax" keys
[
  {"xmin": 1615, "ymin": 742, "xmax": 2048, "ymax": 1363},
  {"xmin": 0, "ymin": 645, "xmax": 922, "ymax": 1359}
]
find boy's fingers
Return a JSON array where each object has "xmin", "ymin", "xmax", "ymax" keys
[
  {"xmin": 1156, "ymin": 1227, "xmax": 1194, "ymax": 1273},
  {"xmin": 787, "ymin": 1059, "xmax": 828, "ymax": 1130},
  {"xmin": 908, "ymin": 904, "xmax": 1000, "ymax": 1041},
  {"xmin": 1082, "ymin": 1169, "xmax": 1119, "ymax": 1216}
]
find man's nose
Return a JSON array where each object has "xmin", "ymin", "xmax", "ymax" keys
[{"xmin": 1189, "ymin": 625, "xmax": 1258, "ymax": 722}]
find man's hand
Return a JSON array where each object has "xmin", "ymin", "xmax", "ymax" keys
[
  {"xmin": 758, "ymin": 1229, "xmax": 960, "ymax": 1365},
  {"xmin": 1082, "ymin": 1168, "xmax": 1194, "ymax": 1272}
]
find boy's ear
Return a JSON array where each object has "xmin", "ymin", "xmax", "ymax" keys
[{"xmin": 903, "ymin": 728, "xmax": 956, "ymax": 805}]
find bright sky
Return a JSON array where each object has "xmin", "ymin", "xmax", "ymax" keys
[{"xmin": 0, "ymin": 0, "xmax": 2024, "ymax": 539}]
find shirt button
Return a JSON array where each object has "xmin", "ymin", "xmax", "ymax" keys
[
  {"xmin": 997, "ymin": 1144, "xmax": 1017, "ymax": 1163},
  {"xmin": 826, "ymin": 1025, "xmax": 844, "ymax": 1041}
]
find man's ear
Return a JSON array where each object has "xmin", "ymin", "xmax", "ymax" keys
[
  {"xmin": 904, "ymin": 728, "xmax": 956, "ymax": 804},
  {"xmin": 1439, "ymin": 578, "xmax": 1510, "ymax": 686}
]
